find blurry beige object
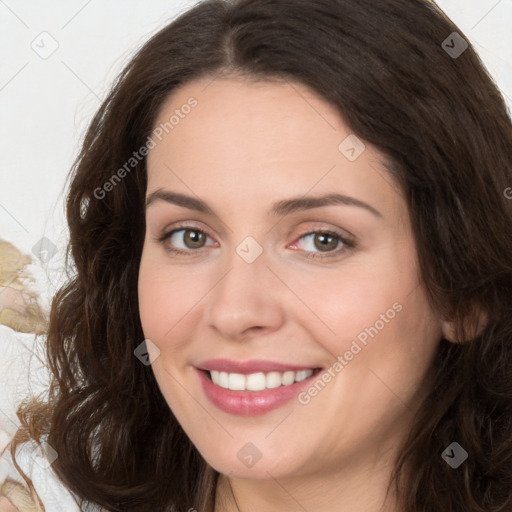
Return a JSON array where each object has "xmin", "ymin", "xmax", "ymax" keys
[
  {"xmin": 0, "ymin": 481, "xmax": 40, "ymax": 511},
  {"xmin": 0, "ymin": 240, "xmax": 48, "ymax": 335}
]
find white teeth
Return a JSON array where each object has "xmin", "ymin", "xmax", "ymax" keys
[
  {"xmin": 208, "ymin": 368, "xmax": 315, "ymax": 391},
  {"xmin": 295, "ymin": 369, "xmax": 313, "ymax": 382},
  {"xmin": 219, "ymin": 371, "xmax": 229, "ymax": 388},
  {"xmin": 228, "ymin": 373, "xmax": 246, "ymax": 390},
  {"xmin": 282, "ymin": 371, "xmax": 296, "ymax": 385},
  {"xmin": 246, "ymin": 372, "xmax": 266, "ymax": 391},
  {"xmin": 266, "ymin": 371, "xmax": 282, "ymax": 389}
]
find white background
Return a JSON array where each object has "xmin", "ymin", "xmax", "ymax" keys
[{"xmin": 1, "ymin": 0, "xmax": 511, "ymax": 309}]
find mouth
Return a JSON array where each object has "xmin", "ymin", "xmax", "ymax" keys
[
  {"xmin": 195, "ymin": 360, "xmax": 324, "ymax": 416},
  {"xmin": 201, "ymin": 368, "xmax": 322, "ymax": 391}
]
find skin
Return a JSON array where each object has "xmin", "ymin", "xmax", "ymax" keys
[{"xmin": 138, "ymin": 76, "xmax": 453, "ymax": 512}]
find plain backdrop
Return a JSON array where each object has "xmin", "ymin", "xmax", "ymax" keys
[{"xmin": 1, "ymin": 0, "xmax": 511, "ymax": 310}]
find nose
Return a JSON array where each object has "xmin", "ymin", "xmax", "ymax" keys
[{"xmin": 206, "ymin": 250, "xmax": 286, "ymax": 342}]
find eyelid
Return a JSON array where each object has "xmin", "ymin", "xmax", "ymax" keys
[
  {"xmin": 287, "ymin": 220, "xmax": 356, "ymax": 243},
  {"xmin": 156, "ymin": 219, "xmax": 210, "ymax": 234}
]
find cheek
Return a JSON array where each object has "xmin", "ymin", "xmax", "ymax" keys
[
  {"xmin": 137, "ymin": 249, "xmax": 216, "ymax": 358},
  {"xmin": 138, "ymin": 252, "xmax": 186, "ymax": 347},
  {"xmin": 295, "ymin": 250, "xmax": 439, "ymax": 368},
  {"xmin": 281, "ymin": 258, "xmax": 416, "ymax": 353}
]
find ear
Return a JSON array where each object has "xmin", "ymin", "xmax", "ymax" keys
[{"xmin": 441, "ymin": 310, "xmax": 488, "ymax": 343}]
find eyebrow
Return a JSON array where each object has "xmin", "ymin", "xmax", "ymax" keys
[{"xmin": 145, "ymin": 189, "xmax": 382, "ymax": 218}]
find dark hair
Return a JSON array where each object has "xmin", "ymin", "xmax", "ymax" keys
[{"xmin": 11, "ymin": 0, "xmax": 512, "ymax": 510}]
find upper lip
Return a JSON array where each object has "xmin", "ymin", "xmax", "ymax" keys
[{"xmin": 196, "ymin": 359, "xmax": 320, "ymax": 374}]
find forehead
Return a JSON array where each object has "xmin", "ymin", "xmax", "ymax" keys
[
  {"xmin": 146, "ymin": 77, "xmax": 404, "ymax": 221},
  {"xmin": 150, "ymin": 76, "xmax": 349, "ymax": 165}
]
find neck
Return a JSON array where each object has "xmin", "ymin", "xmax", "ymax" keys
[{"xmin": 214, "ymin": 451, "xmax": 400, "ymax": 512}]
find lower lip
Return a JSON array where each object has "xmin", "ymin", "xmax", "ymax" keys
[{"xmin": 196, "ymin": 368, "xmax": 319, "ymax": 416}]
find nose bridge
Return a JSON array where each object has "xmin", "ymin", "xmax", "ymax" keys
[{"xmin": 206, "ymin": 239, "xmax": 285, "ymax": 339}]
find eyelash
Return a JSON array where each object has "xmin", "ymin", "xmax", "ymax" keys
[{"xmin": 155, "ymin": 224, "xmax": 355, "ymax": 260}]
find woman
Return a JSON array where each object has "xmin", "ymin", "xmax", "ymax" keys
[{"xmin": 2, "ymin": 0, "xmax": 511, "ymax": 510}]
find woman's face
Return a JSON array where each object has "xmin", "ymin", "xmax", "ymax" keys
[{"xmin": 138, "ymin": 76, "xmax": 446, "ymax": 481}]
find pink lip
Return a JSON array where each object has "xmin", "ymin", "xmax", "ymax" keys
[
  {"xmin": 197, "ymin": 358, "xmax": 317, "ymax": 374},
  {"xmin": 195, "ymin": 363, "xmax": 321, "ymax": 417}
]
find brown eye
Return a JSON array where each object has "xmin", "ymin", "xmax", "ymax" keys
[
  {"xmin": 182, "ymin": 229, "xmax": 206, "ymax": 249},
  {"xmin": 291, "ymin": 230, "xmax": 354, "ymax": 259},
  {"xmin": 158, "ymin": 227, "xmax": 214, "ymax": 253},
  {"xmin": 313, "ymin": 233, "xmax": 339, "ymax": 252}
]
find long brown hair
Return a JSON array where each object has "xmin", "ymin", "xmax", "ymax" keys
[{"xmin": 11, "ymin": 0, "xmax": 512, "ymax": 510}]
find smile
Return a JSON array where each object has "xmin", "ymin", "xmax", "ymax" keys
[
  {"xmin": 208, "ymin": 369, "xmax": 315, "ymax": 391},
  {"xmin": 195, "ymin": 359, "xmax": 323, "ymax": 416}
]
